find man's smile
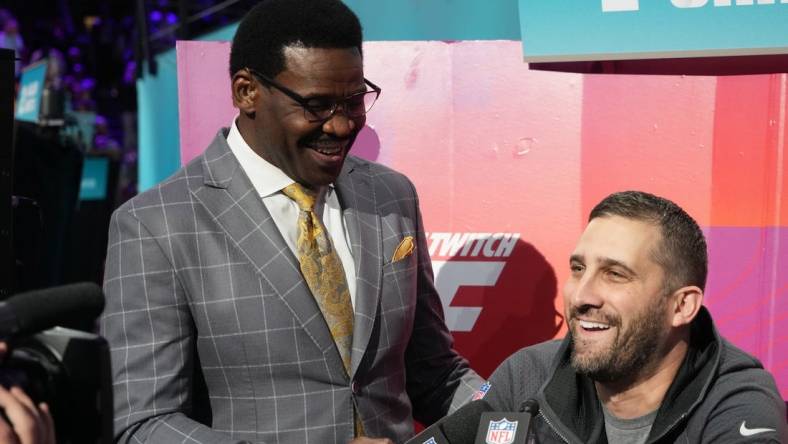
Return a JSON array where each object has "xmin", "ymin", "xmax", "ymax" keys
[{"xmin": 578, "ymin": 319, "xmax": 612, "ymax": 332}]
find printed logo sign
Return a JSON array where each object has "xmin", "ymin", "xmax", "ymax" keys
[
  {"xmin": 428, "ymin": 232, "xmax": 519, "ymax": 332},
  {"xmin": 472, "ymin": 381, "xmax": 492, "ymax": 401},
  {"xmin": 15, "ymin": 61, "xmax": 47, "ymax": 123},
  {"xmin": 520, "ymin": 0, "xmax": 788, "ymax": 61},
  {"xmin": 601, "ymin": 0, "xmax": 640, "ymax": 11},
  {"xmin": 602, "ymin": 0, "xmax": 788, "ymax": 13},
  {"xmin": 79, "ymin": 157, "xmax": 109, "ymax": 201},
  {"xmin": 485, "ymin": 419, "xmax": 518, "ymax": 444},
  {"xmin": 425, "ymin": 227, "xmax": 564, "ymax": 378}
]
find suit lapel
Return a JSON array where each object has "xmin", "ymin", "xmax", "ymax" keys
[
  {"xmin": 335, "ymin": 157, "xmax": 383, "ymax": 376},
  {"xmin": 191, "ymin": 131, "xmax": 342, "ymax": 370}
]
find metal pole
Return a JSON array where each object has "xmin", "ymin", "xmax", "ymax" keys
[
  {"xmin": 135, "ymin": 0, "xmax": 157, "ymax": 76},
  {"xmin": 177, "ymin": 0, "xmax": 190, "ymax": 40},
  {"xmin": 0, "ymin": 48, "xmax": 15, "ymax": 298}
]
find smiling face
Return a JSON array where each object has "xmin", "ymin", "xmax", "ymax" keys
[
  {"xmin": 563, "ymin": 215, "xmax": 673, "ymax": 382},
  {"xmin": 236, "ymin": 46, "xmax": 366, "ymax": 189}
]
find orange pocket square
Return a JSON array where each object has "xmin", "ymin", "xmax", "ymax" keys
[{"xmin": 391, "ymin": 236, "xmax": 415, "ymax": 262}]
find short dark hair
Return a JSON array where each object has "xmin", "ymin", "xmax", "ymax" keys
[
  {"xmin": 589, "ymin": 191, "xmax": 708, "ymax": 292},
  {"xmin": 229, "ymin": 0, "xmax": 363, "ymax": 79}
]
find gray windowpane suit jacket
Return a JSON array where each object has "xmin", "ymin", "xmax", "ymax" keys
[{"xmin": 101, "ymin": 129, "xmax": 482, "ymax": 444}]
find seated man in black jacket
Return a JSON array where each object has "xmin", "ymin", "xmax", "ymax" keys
[{"xmin": 481, "ymin": 190, "xmax": 785, "ymax": 443}]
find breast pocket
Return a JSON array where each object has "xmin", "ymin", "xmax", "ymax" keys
[
  {"xmin": 377, "ymin": 251, "xmax": 419, "ymax": 353},
  {"xmin": 383, "ymin": 247, "xmax": 417, "ymax": 278}
]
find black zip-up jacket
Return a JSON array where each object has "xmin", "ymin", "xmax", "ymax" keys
[{"xmin": 483, "ymin": 307, "xmax": 786, "ymax": 443}]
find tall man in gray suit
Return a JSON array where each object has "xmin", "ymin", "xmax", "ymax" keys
[{"xmin": 100, "ymin": 1, "xmax": 482, "ymax": 443}]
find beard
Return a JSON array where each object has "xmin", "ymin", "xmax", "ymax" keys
[{"xmin": 569, "ymin": 300, "xmax": 667, "ymax": 383}]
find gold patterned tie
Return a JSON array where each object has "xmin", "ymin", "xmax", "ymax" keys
[{"xmin": 281, "ymin": 183, "xmax": 365, "ymax": 436}]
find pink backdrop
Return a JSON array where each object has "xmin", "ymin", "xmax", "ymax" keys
[{"xmin": 177, "ymin": 41, "xmax": 788, "ymax": 397}]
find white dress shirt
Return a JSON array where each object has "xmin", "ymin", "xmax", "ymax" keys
[{"xmin": 226, "ymin": 118, "xmax": 358, "ymax": 307}]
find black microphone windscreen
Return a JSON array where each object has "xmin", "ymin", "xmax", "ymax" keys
[
  {"xmin": 441, "ymin": 400, "xmax": 494, "ymax": 444},
  {"xmin": 519, "ymin": 398, "xmax": 540, "ymax": 415},
  {"xmin": 4, "ymin": 282, "xmax": 105, "ymax": 337}
]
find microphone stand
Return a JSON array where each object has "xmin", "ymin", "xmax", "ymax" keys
[{"xmin": 518, "ymin": 399, "xmax": 540, "ymax": 443}]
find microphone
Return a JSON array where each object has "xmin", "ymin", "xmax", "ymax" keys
[
  {"xmin": 405, "ymin": 400, "xmax": 493, "ymax": 444},
  {"xmin": 0, "ymin": 283, "xmax": 105, "ymax": 339},
  {"xmin": 520, "ymin": 399, "xmax": 539, "ymax": 443},
  {"xmin": 474, "ymin": 398, "xmax": 540, "ymax": 444}
]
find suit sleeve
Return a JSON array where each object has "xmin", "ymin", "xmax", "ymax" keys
[
  {"xmin": 699, "ymin": 368, "xmax": 786, "ymax": 444},
  {"xmin": 101, "ymin": 208, "xmax": 251, "ymax": 444},
  {"xmin": 402, "ymin": 179, "xmax": 484, "ymax": 425}
]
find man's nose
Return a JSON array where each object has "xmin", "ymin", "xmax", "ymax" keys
[
  {"xmin": 567, "ymin": 274, "xmax": 604, "ymax": 310},
  {"xmin": 322, "ymin": 110, "xmax": 357, "ymax": 138}
]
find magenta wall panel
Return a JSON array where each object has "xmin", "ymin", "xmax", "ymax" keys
[
  {"xmin": 177, "ymin": 41, "xmax": 787, "ymax": 395},
  {"xmin": 706, "ymin": 228, "xmax": 788, "ymax": 377},
  {"xmin": 711, "ymin": 75, "xmax": 785, "ymax": 227},
  {"xmin": 580, "ymin": 74, "xmax": 716, "ymax": 225},
  {"xmin": 177, "ymin": 41, "xmax": 236, "ymax": 164}
]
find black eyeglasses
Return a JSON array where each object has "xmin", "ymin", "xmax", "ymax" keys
[{"xmin": 246, "ymin": 67, "xmax": 381, "ymax": 123}]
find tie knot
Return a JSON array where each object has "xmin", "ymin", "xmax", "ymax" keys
[{"xmin": 282, "ymin": 183, "xmax": 317, "ymax": 212}]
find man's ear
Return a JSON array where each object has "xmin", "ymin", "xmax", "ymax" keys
[
  {"xmin": 669, "ymin": 285, "xmax": 703, "ymax": 327},
  {"xmin": 232, "ymin": 70, "xmax": 260, "ymax": 117}
]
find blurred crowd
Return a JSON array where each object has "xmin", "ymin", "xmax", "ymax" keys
[
  {"xmin": 1, "ymin": 1, "xmax": 261, "ymax": 292},
  {"xmin": 2, "ymin": 0, "xmax": 259, "ymax": 205},
  {"xmin": 1, "ymin": 3, "xmax": 138, "ymax": 202}
]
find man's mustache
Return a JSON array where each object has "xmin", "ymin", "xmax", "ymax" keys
[{"xmin": 568, "ymin": 305, "xmax": 621, "ymax": 327}]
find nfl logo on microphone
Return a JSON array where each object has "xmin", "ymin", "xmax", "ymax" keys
[{"xmin": 485, "ymin": 418, "xmax": 518, "ymax": 444}]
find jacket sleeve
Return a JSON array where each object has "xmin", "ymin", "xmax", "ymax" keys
[
  {"xmin": 699, "ymin": 367, "xmax": 786, "ymax": 443},
  {"xmin": 484, "ymin": 354, "xmax": 521, "ymax": 411},
  {"xmin": 101, "ymin": 207, "xmax": 251, "ymax": 444},
  {"xmin": 402, "ymin": 179, "xmax": 484, "ymax": 425},
  {"xmin": 484, "ymin": 342, "xmax": 558, "ymax": 413}
]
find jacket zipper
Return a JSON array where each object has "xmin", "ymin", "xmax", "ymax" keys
[
  {"xmin": 538, "ymin": 411, "xmax": 570, "ymax": 444},
  {"xmin": 647, "ymin": 413, "xmax": 688, "ymax": 443}
]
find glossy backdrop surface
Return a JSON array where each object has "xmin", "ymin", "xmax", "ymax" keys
[{"xmin": 178, "ymin": 41, "xmax": 788, "ymax": 397}]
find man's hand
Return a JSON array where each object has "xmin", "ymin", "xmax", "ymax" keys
[
  {"xmin": 0, "ymin": 386, "xmax": 55, "ymax": 444},
  {"xmin": 348, "ymin": 437, "xmax": 395, "ymax": 444},
  {"xmin": 0, "ymin": 342, "xmax": 55, "ymax": 444}
]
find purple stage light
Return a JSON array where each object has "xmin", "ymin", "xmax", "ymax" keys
[
  {"xmin": 123, "ymin": 61, "xmax": 136, "ymax": 84},
  {"xmin": 166, "ymin": 12, "xmax": 178, "ymax": 25},
  {"xmin": 150, "ymin": 10, "xmax": 163, "ymax": 22},
  {"xmin": 81, "ymin": 78, "xmax": 96, "ymax": 90}
]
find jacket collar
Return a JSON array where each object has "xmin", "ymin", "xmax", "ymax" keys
[
  {"xmin": 648, "ymin": 307, "xmax": 720, "ymax": 442},
  {"xmin": 538, "ymin": 307, "xmax": 721, "ymax": 443},
  {"xmin": 333, "ymin": 157, "xmax": 383, "ymax": 376}
]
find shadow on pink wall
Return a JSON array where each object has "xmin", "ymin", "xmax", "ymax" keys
[{"xmin": 352, "ymin": 125, "xmax": 381, "ymax": 162}]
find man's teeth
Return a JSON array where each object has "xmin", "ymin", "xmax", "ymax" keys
[
  {"xmin": 579, "ymin": 320, "xmax": 610, "ymax": 330},
  {"xmin": 313, "ymin": 146, "xmax": 342, "ymax": 155}
]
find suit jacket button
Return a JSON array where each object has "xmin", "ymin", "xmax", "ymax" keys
[{"xmin": 351, "ymin": 381, "xmax": 360, "ymax": 394}]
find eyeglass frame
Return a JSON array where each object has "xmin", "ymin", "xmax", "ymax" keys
[{"xmin": 245, "ymin": 67, "xmax": 382, "ymax": 123}]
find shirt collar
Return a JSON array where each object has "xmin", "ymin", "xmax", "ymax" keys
[{"xmin": 226, "ymin": 116, "xmax": 333, "ymax": 198}]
